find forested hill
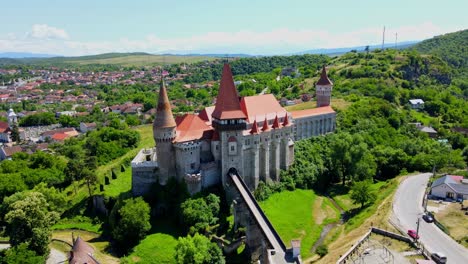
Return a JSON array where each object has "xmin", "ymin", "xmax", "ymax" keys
[{"xmin": 413, "ymin": 29, "xmax": 468, "ymax": 74}]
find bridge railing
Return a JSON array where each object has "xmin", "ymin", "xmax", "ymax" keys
[{"xmin": 229, "ymin": 169, "xmax": 287, "ymax": 251}]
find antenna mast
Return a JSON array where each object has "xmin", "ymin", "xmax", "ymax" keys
[
  {"xmin": 395, "ymin": 32, "xmax": 398, "ymax": 49},
  {"xmin": 381, "ymin": 26, "xmax": 386, "ymax": 50}
]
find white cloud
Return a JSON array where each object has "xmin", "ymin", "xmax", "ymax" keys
[
  {"xmin": 29, "ymin": 24, "xmax": 69, "ymax": 40},
  {"xmin": 0, "ymin": 22, "xmax": 464, "ymax": 56}
]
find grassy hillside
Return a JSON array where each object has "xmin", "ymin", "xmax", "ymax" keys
[
  {"xmin": 0, "ymin": 52, "xmax": 214, "ymax": 67},
  {"xmin": 413, "ymin": 29, "xmax": 468, "ymax": 73}
]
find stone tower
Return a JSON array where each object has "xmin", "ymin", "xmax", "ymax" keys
[
  {"xmin": 153, "ymin": 77, "xmax": 177, "ymax": 185},
  {"xmin": 212, "ymin": 64, "xmax": 248, "ymax": 187},
  {"xmin": 316, "ymin": 65, "xmax": 333, "ymax": 107}
]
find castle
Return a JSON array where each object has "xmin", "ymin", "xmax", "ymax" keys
[{"xmin": 131, "ymin": 64, "xmax": 336, "ymax": 195}]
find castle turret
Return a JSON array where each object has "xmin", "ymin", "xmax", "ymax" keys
[
  {"xmin": 212, "ymin": 64, "xmax": 248, "ymax": 187},
  {"xmin": 316, "ymin": 66, "xmax": 333, "ymax": 107},
  {"xmin": 153, "ymin": 77, "xmax": 177, "ymax": 185}
]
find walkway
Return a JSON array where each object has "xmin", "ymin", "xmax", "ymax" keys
[{"xmin": 229, "ymin": 169, "xmax": 298, "ymax": 263}]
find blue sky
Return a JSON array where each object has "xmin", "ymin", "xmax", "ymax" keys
[{"xmin": 1, "ymin": 0, "xmax": 466, "ymax": 55}]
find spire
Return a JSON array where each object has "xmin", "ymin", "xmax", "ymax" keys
[
  {"xmin": 153, "ymin": 76, "xmax": 176, "ymax": 128},
  {"xmin": 212, "ymin": 64, "xmax": 247, "ymax": 120},
  {"xmin": 262, "ymin": 117, "xmax": 271, "ymax": 132},
  {"xmin": 272, "ymin": 115, "xmax": 281, "ymax": 129},
  {"xmin": 316, "ymin": 65, "xmax": 333, "ymax": 86},
  {"xmin": 283, "ymin": 114, "xmax": 290, "ymax": 127},
  {"xmin": 250, "ymin": 120, "xmax": 259, "ymax": 134}
]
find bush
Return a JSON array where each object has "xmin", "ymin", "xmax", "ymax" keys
[{"xmin": 316, "ymin": 244, "xmax": 328, "ymax": 257}]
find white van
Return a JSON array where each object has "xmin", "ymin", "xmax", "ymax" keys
[{"xmin": 430, "ymin": 252, "xmax": 447, "ymax": 264}]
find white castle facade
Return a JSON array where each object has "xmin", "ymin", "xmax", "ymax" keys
[{"xmin": 132, "ymin": 64, "xmax": 336, "ymax": 195}]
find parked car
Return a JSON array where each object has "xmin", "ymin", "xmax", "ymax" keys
[
  {"xmin": 430, "ymin": 252, "xmax": 447, "ymax": 263},
  {"xmin": 407, "ymin": 229, "xmax": 419, "ymax": 239},
  {"xmin": 422, "ymin": 214, "xmax": 434, "ymax": 223}
]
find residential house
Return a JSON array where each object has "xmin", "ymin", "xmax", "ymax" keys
[
  {"xmin": 409, "ymin": 99, "xmax": 424, "ymax": 109},
  {"xmin": 0, "ymin": 121, "xmax": 10, "ymax": 143},
  {"xmin": 430, "ymin": 175, "xmax": 468, "ymax": 200},
  {"xmin": 80, "ymin": 122, "xmax": 97, "ymax": 133},
  {"xmin": 0, "ymin": 145, "xmax": 23, "ymax": 160},
  {"xmin": 411, "ymin": 123, "xmax": 438, "ymax": 138},
  {"xmin": 41, "ymin": 128, "xmax": 79, "ymax": 142}
]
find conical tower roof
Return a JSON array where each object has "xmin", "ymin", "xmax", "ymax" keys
[
  {"xmin": 262, "ymin": 117, "xmax": 271, "ymax": 132},
  {"xmin": 250, "ymin": 120, "xmax": 259, "ymax": 134},
  {"xmin": 272, "ymin": 115, "xmax": 281, "ymax": 129},
  {"xmin": 283, "ymin": 114, "xmax": 290, "ymax": 127},
  {"xmin": 153, "ymin": 77, "xmax": 176, "ymax": 128},
  {"xmin": 316, "ymin": 65, "xmax": 333, "ymax": 86},
  {"xmin": 212, "ymin": 64, "xmax": 247, "ymax": 120}
]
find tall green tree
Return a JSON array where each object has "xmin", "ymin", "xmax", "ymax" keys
[
  {"xmin": 174, "ymin": 233, "xmax": 225, "ymax": 264},
  {"xmin": 112, "ymin": 197, "xmax": 151, "ymax": 250},
  {"xmin": 350, "ymin": 181, "xmax": 376, "ymax": 208},
  {"xmin": 4, "ymin": 192, "xmax": 59, "ymax": 256}
]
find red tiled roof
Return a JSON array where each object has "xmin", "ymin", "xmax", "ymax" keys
[
  {"xmin": 0, "ymin": 121, "xmax": 9, "ymax": 133},
  {"xmin": 52, "ymin": 133, "xmax": 69, "ymax": 141},
  {"xmin": 240, "ymin": 94, "xmax": 287, "ymax": 123},
  {"xmin": 198, "ymin": 106, "xmax": 215, "ymax": 125},
  {"xmin": 2, "ymin": 146, "xmax": 22, "ymax": 157},
  {"xmin": 212, "ymin": 64, "xmax": 247, "ymax": 120},
  {"xmin": 316, "ymin": 65, "xmax": 333, "ymax": 86},
  {"xmin": 175, "ymin": 114, "xmax": 213, "ymax": 143},
  {"xmin": 154, "ymin": 78, "xmax": 176, "ymax": 128},
  {"xmin": 291, "ymin": 106, "xmax": 335, "ymax": 119}
]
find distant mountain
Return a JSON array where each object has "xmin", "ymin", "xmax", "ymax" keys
[
  {"xmin": 412, "ymin": 29, "xmax": 467, "ymax": 71},
  {"xmin": 295, "ymin": 41, "xmax": 419, "ymax": 56},
  {"xmin": 0, "ymin": 52, "xmax": 59, "ymax": 58}
]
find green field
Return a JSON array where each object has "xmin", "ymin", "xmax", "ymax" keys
[
  {"xmin": 2, "ymin": 52, "xmax": 214, "ymax": 67},
  {"xmin": 64, "ymin": 54, "xmax": 214, "ymax": 67},
  {"xmin": 123, "ymin": 233, "xmax": 178, "ymax": 264},
  {"xmin": 259, "ymin": 189, "xmax": 340, "ymax": 258}
]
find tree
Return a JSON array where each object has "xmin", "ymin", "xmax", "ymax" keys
[
  {"xmin": 350, "ymin": 181, "xmax": 376, "ymax": 208},
  {"xmin": 180, "ymin": 195, "xmax": 220, "ymax": 234},
  {"xmin": 10, "ymin": 125, "xmax": 20, "ymax": 143},
  {"xmin": 4, "ymin": 192, "xmax": 59, "ymax": 256},
  {"xmin": 0, "ymin": 243, "xmax": 46, "ymax": 264},
  {"xmin": 112, "ymin": 197, "xmax": 151, "ymax": 249},
  {"xmin": 175, "ymin": 233, "xmax": 225, "ymax": 264}
]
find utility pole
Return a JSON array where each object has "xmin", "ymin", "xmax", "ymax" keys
[
  {"xmin": 382, "ymin": 26, "xmax": 386, "ymax": 50},
  {"xmin": 416, "ymin": 217, "xmax": 421, "ymax": 241}
]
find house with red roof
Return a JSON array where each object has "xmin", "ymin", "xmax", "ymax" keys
[{"xmin": 132, "ymin": 63, "xmax": 336, "ymax": 196}]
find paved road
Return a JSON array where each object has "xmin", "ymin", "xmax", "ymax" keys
[{"xmin": 392, "ymin": 173, "xmax": 468, "ymax": 264}]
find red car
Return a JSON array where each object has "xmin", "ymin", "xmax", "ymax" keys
[{"xmin": 407, "ymin": 229, "xmax": 419, "ymax": 239}]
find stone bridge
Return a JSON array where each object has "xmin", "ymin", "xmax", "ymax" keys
[{"xmin": 227, "ymin": 168, "xmax": 302, "ymax": 264}]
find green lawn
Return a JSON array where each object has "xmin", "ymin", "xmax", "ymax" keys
[
  {"xmin": 285, "ymin": 98, "xmax": 351, "ymax": 112},
  {"xmin": 97, "ymin": 125, "xmax": 154, "ymax": 198},
  {"xmin": 259, "ymin": 189, "xmax": 339, "ymax": 258},
  {"xmin": 123, "ymin": 233, "xmax": 178, "ymax": 264}
]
